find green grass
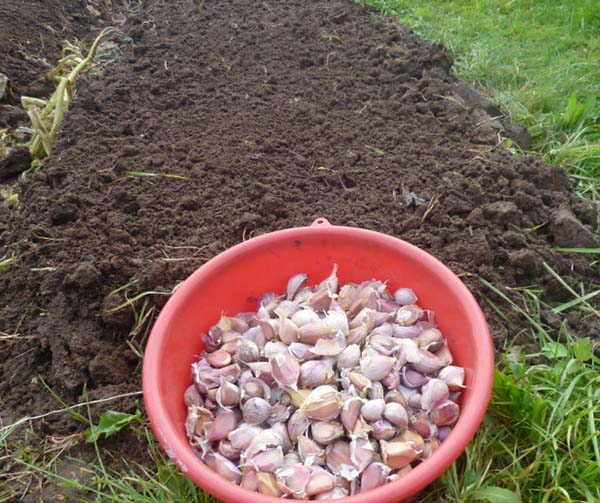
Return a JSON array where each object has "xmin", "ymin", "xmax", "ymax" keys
[{"xmin": 366, "ymin": 0, "xmax": 600, "ymax": 202}]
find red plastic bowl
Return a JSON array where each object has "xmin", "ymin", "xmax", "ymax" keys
[{"xmin": 143, "ymin": 219, "xmax": 494, "ymax": 503}]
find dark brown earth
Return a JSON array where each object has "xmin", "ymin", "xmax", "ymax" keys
[{"xmin": 1, "ymin": 0, "xmax": 599, "ymax": 454}]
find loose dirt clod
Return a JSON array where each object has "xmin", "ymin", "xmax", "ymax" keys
[{"xmin": 0, "ymin": 0, "xmax": 598, "ymax": 440}]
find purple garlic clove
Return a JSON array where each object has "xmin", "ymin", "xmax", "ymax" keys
[
  {"xmin": 383, "ymin": 402, "xmax": 408, "ymax": 429},
  {"xmin": 286, "ymin": 273, "xmax": 308, "ymax": 300},
  {"xmin": 256, "ymin": 472, "xmax": 282, "ymax": 496},
  {"xmin": 306, "ymin": 466, "xmax": 336, "ymax": 497},
  {"xmin": 401, "ymin": 368, "xmax": 428, "ymax": 389},
  {"xmin": 301, "ymin": 385, "xmax": 344, "ymax": 421},
  {"xmin": 380, "ymin": 440, "xmax": 418, "ymax": 469},
  {"xmin": 228, "ymin": 424, "xmax": 263, "ymax": 451},
  {"xmin": 430, "ymin": 400, "xmax": 460, "ymax": 426},
  {"xmin": 337, "ymin": 344, "xmax": 361, "ymax": 370},
  {"xmin": 393, "ymin": 287, "xmax": 418, "ymax": 306},
  {"xmin": 249, "ymin": 446, "xmax": 284, "ymax": 472},
  {"xmin": 206, "ymin": 350, "xmax": 232, "ymax": 369},
  {"xmin": 311, "ymin": 421, "xmax": 344, "ymax": 445},
  {"xmin": 370, "ymin": 419, "xmax": 397, "ymax": 441},
  {"xmin": 308, "ymin": 288, "xmax": 333, "ymax": 311},
  {"xmin": 360, "ymin": 399, "xmax": 385, "ymax": 422},
  {"xmin": 269, "ymin": 350, "xmax": 300, "ymax": 389},
  {"xmin": 350, "ymin": 437, "xmax": 374, "ymax": 473},
  {"xmin": 275, "ymin": 464, "xmax": 311, "ymax": 498},
  {"xmin": 360, "ymin": 354, "xmax": 395, "ymax": 381},
  {"xmin": 206, "ymin": 409, "xmax": 239, "ymax": 442},
  {"xmin": 287, "ymin": 409, "xmax": 310, "ymax": 442},
  {"xmin": 310, "ymin": 330, "xmax": 347, "ymax": 357},
  {"xmin": 341, "ymin": 396, "xmax": 363, "ymax": 432},
  {"xmin": 438, "ymin": 365, "xmax": 465, "ymax": 391},
  {"xmin": 213, "ymin": 452, "xmax": 242, "ymax": 484},
  {"xmin": 421, "ymin": 378, "xmax": 450, "ymax": 412},
  {"xmin": 298, "ymin": 435, "xmax": 326, "ymax": 466},
  {"xmin": 291, "ymin": 309, "xmax": 320, "ymax": 327},
  {"xmin": 242, "ymin": 397, "xmax": 272, "ymax": 425},
  {"xmin": 360, "ymin": 462, "xmax": 391, "ymax": 493}
]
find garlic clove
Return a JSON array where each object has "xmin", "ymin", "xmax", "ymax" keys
[
  {"xmin": 367, "ymin": 333, "xmax": 397, "ymax": 355},
  {"xmin": 437, "ymin": 426, "xmax": 452, "ymax": 442},
  {"xmin": 287, "ymin": 409, "xmax": 310, "ymax": 442},
  {"xmin": 370, "ymin": 419, "xmax": 397, "ymax": 441},
  {"xmin": 384, "ymin": 389, "xmax": 407, "ymax": 406},
  {"xmin": 423, "ymin": 437, "xmax": 440, "ymax": 458},
  {"xmin": 269, "ymin": 351, "xmax": 300, "ymax": 389},
  {"xmin": 228, "ymin": 424, "xmax": 264, "ymax": 451},
  {"xmin": 241, "ymin": 467, "xmax": 259, "ymax": 491},
  {"xmin": 430, "ymin": 400, "xmax": 460, "ymax": 426},
  {"xmin": 278, "ymin": 316, "xmax": 299, "ymax": 345},
  {"xmin": 325, "ymin": 440, "xmax": 354, "ymax": 477},
  {"xmin": 435, "ymin": 344, "xmax": 454, "ymax": 365},
  {"xmin": 286, "ymin": 273, "xmax": 308, "ymax": 301},
  {"xmin": 337, "ymin": 283, "xmax": 360, "ymax": 311},
  {"xmin": 387, "ymin": 465, "xmax": 412, "ymax": 482},
  {"xmin": 346, "ymin": 371, "xmax": 372, "ymax": 394},
  {"xmin": 298, "ymin": 322, "xmax": 336, "ymax": 345},
  {"xmin": 257, "ymin": 472, "xmax": 282, "ymax": 496},
  {"xmin": 298, "ymin": 435, "xmax": 325, "ymax": 466},
  {"xmin": 341, "ymin": 396, "xmax": 363, "ymax": 432},
  {"xmin": 421, "ymin": 378, "xmax": 450, "ymax": 412},
  {"xmin": 246, "ymin": 362, "xmax": 276, "ymax": 387},
  {"xmin": 310, "ymin": 330, "xmax": 347, "ymax": 357},
  {"xmin": 360, "ymin": 462, "xmax": 391, "ymax": 493},
  {"xmin": 395, "ymin": 304, "xmax": 422, "ymax": 326},
  {"xmin": 337, "ymin": 344, "xmax": 361, "ymax": 369},
  {"xmin": 301, "ymin": 385, "xmax": 344, "ymax": 421},
  {"xmin": 275, "ymin": 464, "xmax": 311, "ymax": 498},
  {"xmin": 382, "ymin": 370, "xmax": 401, "ymax": 389},
  {"xmin": 409, "ymin": 412, "xmax": 436, "ymax": 439},
  {"xmin": 410, "ymin": 349, "xmax": 445, "ymax": 374},
  {"xmin": 218, "ymin": 439, "xmax": 241, "ymax": 461},
  {"xmin": 392, "ymin": 324, "xmax": 422, "ymax": 339},
  {"xmin": 305, "ymin": 466, "xmax": 336, "ymax": 496},
  {"xmin": 360, "ymin": 399, "xmax": 385, "ymax": 422},
  {"xmin": 283, "ymin": 451, "xmax": 301, "ymax": 468},
  {"xmin": 184, "ymin": 385, "xmax": 203, "ymax": 407},
  {"xmin": 213, "ymin": 452, "xmax": 242, "ymax": 484},
  {"xmin": 216, "ymin": 379, "xmax": 240, "ymax": 408},
  {"xmin": 206, "ymin": 409, "xmax": 239, "ymax": 442},
  {"xmin": 323, "ymin": 310, "xmax": 349, "ymax": 335},
  {"xmin": 185, "ymin": 406, "xmax": 213, "ymax": 438},
  {"xmin": 438, "ymin": 365, "xmax": 465, "ymax": 391},
  {"xmin": 317, "ymin": 264, "xmax": 339, "ymax": 294},
  {"xmin": 264, "ymin": 340, "xmax": 289, "ymax": 358},
  {"xmin": 274, "ymin": 300, "xmax": 299, "ymax": 319},
  {"xmin": 245, "ymin": 428, "xmax": 284, "ymax": 458},
  {"xmin": 291, "ymin": 309, "xmax": 320, "ymax": 327},
  {"xmin": 368, "ymin": 381, "xmax": 384, "ymax": 401},
  {"xmin": 393, "ymin": 288, "xmax": 418, "ymax": 306},
  {"xmin": 416, "ymin": 327, "xmax": 444, "ymax": 351},
  {"xmin": 289, "ymin": 342, "xmax": 317, "ymax": 361},
  {"xmin": 360, "ymin": 354, "xmax": 395, "ymax": 381},
  {"xmin": 299, "ymin": 359, "xmax": 335, "ymax": 388},
  {"xmin": 206, "ymin": 350, "xmax": 232, "ymax": 368},
  {"xmin": 242, "ymin": 397, "xmax": 272, "ymax": 425},
  {"xmin": 346, "ymin": 323, "xmax": 369, "ymax": 346},
  {"xmin": 236, "ymin": 339, "xmax": 260, "ymax": 363},
  {"xmin": 308, "ymin": 288, "xmax": 333, "ymax": 311},
  {"xmin": 380, "ymin": 440, "xmax": 418, "ymax": 469},
  {"xmin": 393, "ymin": 430, "xmax": 425, "ymax": 456},
  {"xmin": 383, "ymin": 402, "xmax": 409, "ymax": 429},
  {"xmin": 249, "ymin": 446, "xmax": 284, "ymax": 472},
  {"xmin": 311, "ymin": 421, "xmax": 344, "ymax": 445},
  {"xmin": 401, "ymin": 367, "xmax": 428, "ymax": 389},
  {"xmin": 350, "ymin": 437, "xmax": 374, "ymax": 473}
]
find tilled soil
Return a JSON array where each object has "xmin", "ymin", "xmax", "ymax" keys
[{"xmin": 1, "ymin": 0, "xmax": 599, "ymax": 440}]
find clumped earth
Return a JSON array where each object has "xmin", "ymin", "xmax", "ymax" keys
[{"xmin": 1, "ymin": 0, "xmax": 598, "ymax": 449}]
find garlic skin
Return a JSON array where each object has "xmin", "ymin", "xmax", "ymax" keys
[{"xmin": 185, "ymin": 268, "xmax": 464, "ymax": 497}]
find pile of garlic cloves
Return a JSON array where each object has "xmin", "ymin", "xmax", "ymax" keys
[{"xmin": 185, "ymin": 266, "xmax": 464, "ymax": 499}]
